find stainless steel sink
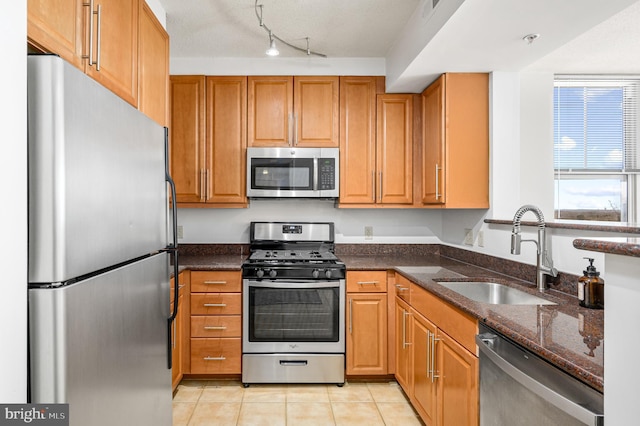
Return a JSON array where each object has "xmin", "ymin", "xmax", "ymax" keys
[{"xmin": 438, "ymin": 281, "xmax": 556, "ymax": 305}]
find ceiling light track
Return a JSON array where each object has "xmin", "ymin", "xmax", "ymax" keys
[{"xmin": 255, "ymin": 1, "xmax": 327, "ymax": 58}]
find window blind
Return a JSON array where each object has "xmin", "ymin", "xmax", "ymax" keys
[{"xmin": 554, "ymin": 76, "xmax": 639, "ymax": 173}]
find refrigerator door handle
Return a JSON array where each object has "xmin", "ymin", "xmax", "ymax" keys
[{"xmin": 164, "ymin": 127, "xmax": 180, "ymax": 369}]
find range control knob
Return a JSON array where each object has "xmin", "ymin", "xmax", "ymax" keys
[
  {"xmin": 312, "ymin": 269, "xmax": 320, "ymax": 279},
  {"xmin": 325, "ymin": 269, "xmax": 333, "ymax": 279},
  {"xmin": 256, "ymin": 269, "xmax": 264, "ymax": 278},
  {"xmin": 269, "ymin": 269, "xmax": 278, "ymax": 278}
]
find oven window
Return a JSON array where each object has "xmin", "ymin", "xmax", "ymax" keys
[
  {"xmin": 248, "ymin": 286, "xmax": 340, "ymax": 342},
  {"xmin": 251, "ymin": 158, "xmax": 313, "ymax": 190}
]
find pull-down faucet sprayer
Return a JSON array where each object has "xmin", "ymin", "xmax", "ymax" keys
[{"xmin": 511, "ymin": 205, "xmax": 558, "ymax": 292}]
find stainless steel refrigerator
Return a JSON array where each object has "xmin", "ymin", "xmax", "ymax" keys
[{"xmin": 27, "ymin": 55, "xmax": 177, "ymax": 426}]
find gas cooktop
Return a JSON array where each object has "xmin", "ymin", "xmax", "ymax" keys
[{"xmin": 242, "ymin": 222, "xmax": 345, "ymax": 280}]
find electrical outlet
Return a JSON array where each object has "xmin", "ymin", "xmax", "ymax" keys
[
  {"xmin": 364, "ymin": 226, "xmax": 373, "ymax": 240},
  {"xmin": 478, "ymin": 230, "xmax": 484, "ymax": 247},
  {"xmin": 177, "ymin": 225, "xmax": 184, "ymax": 239},
  {"xmin": 464, "ymin": 228, "xmax": 474, "ymax": 245}
]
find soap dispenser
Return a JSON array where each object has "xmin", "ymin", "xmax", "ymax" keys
[{"xmin": 578, "ymin": 258, "xmax": 604, "ymax": 309}]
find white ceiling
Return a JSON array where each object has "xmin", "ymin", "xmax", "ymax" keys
[{"xmin": 159, "ymin": 0, "xmax": 640, "ymax": 92}]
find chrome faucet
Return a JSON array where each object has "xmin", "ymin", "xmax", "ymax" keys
[{"xmin": 510, "ymin": 205, "xmax": 558, "ymax": 292}]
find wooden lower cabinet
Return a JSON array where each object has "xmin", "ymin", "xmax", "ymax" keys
[
  {"xmin": 171, "ymin": 270, "xmax": 189, "ymax": 391},
  {"xmin": 395, "ymin": 282, "xmax": 479, "ymax": 426},
  {"xmin": 412, "ymin": 310, "xmax": 437, "ymax": 425},
  {"xmin": 190, "ymin": 338, "xmax": 241, "ymax": 374},
  {"xmin": 189, "ymin": 270, "xmax": 242, "ymax": 375},
  {"xmin": 395, "ymin": 297, "xmax": 412, "ymax": 390},
  {"xmin": 437, "ymin": 330, "xmax": 478, "ymax": 426},
  {"xmin": 346, "ymin": 293, "xmax": 387, "ymax": 375},
  {"xmin": 346, "ymin": 270, "xmax": 388, "ymax": 375}
]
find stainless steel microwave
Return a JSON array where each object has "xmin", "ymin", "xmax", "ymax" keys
[{"xmin": 246, "ymin": 147, "xmax": 339, "ymax": 198}]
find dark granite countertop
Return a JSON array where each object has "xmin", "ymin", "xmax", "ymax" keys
[
  {"xmin": 341, "ymin": 253, "xmax": 604, "ymax": 392},
  {"xmin": 574, "ymin": 237, "xmax": 640, "ymax": 258},
  {"xmin": 176, "ymin": 244, "xmax": 604, "ymax": 392}
]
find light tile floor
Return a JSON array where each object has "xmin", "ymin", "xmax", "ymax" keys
[{"xmin": 173, "ymin": 379, "xmax": 425, "ymax": 426}]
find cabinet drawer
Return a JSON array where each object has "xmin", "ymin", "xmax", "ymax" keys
[
  {"xmin": 347, "ymin": 271, "xmax": 387, "ymax": 293},
  {"xmin": 410, "ymin": 283, "xmax": 477, "ymax": 353},
  {"xmin": 191, "ymin": 271, "xmax": 241, "ymax": 293},
  {"xmin": 191, "ymin": 315, "xmax": 241, "ymax": 338},
  {"xmin": 394, "ymin": 274, "xmax": 412, "ymax": 302},
  {"xmin": 191, "ymin": 293, "xmax": 241, "ymax": 315},
  {"xmin": 190, "ymin": 338, "xmax": 241, "ymax": 374}
]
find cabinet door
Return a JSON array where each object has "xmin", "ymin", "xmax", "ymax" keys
[
  {"xmin": 412, "ymin": 311, "xmax": 438, "ymax": 425},
  {"xmin": 442, "ymin": 73, "xmax": 489, "ymax": 208},
  {"xmin": 171, "ymin": 288, "xmax": 183, "ymax": 390},
  {"xmin": 248, "ymin": 76, "xmax": 293, "ymax": 146},
  {"xmin": 294, "ymin": 76, "xmax": 339, "ymax": 147},
  {"xmin": 170, "ymin": 76, "xmax": 206, "ymax": 203},
  {"xmin": 395, "ymin": 297, "xmax": 413, "ymax": 392},
  {"xmin": 205, "ymin": 77, "xmax": 248, "ymax": 204},
  {"xmin": 346, "ymin": 294, "xmax": 388, "ymax": 375},
  {"xmin": 437, "ymin": 330, "xmax": 479, "ymax": 426},
  {"xmin": 422, "ymin": 75, "xmax": 446, "ymax": 204},
  {"xmin": 84, "ymin": 0, "xmax": 139, "ymax": 106},
  {"xmin": 339, "ymin": 77, "xmax": 380, "ymax": 204},
  {"xmin": 138, "ymin": 1, "xmax": 169, "ymax": 126},
  {"xmin": 377, "ymin": 95, "xmax": 413, "ymax": 204},
  {"xmin": 27, "ymin": 0, "xmax": 84, "ymax": 69}
]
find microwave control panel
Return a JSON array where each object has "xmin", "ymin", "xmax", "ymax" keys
[{"xmin": 318, "ymin": 158, "xmax": 336, "ymax": 190}]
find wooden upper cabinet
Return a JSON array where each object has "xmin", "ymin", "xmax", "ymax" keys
[
  {"xmin": 169, "ymin": 76, "xmax": 248, "ymax": 207},
  {"xmin": 377, "ymin": 94, "xmax": 414, "ymax": 204},
  {"xmin": 27, "ymin": 0, "xmax": 140, "ymax": 107},
  {"xmin": 248, "ymin": 76, "xmax": 339, "ymax": 147},
  {"xmin": 422, "ymin": 75, "xmax": 445, "ymax": 204},
  {"xmin": 27, "ymin": 0, "xmax": 84, "ymax": 69},
  {"xmin": 138, "ymin": 1, "xmax": 169, "ymax": 126},
  {"xmin": 84, "ymin": 0, "xmax": 139, "ymax": 106},
  {"xmin": 422, "ymin": 73, "xmax": 489, "ymax": 208},
  {"xmin": 170, "ymin": 76, "xmax": 206, "ymax": 203},
  {"xmin": 248, "ymin": 76, "xmax": 293, "ymax": 147},
  {"xmin": 339, "ymin": 76, "xmax": 381, "ymax": 204},
  {"xmin": 294, "ymin": 76, "xmax": 339, "ymax": 147},
  {"xmin": 204, "ymin": 76, "xmax": 247, "ymax": 205}
]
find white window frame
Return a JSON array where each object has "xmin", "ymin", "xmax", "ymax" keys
[{"xmin": 554, "ymin": 76, "xmax": 640, "ymax": 222}]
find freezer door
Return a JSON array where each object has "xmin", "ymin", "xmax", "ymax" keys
[
  {"xmin": 27, "ymin": 55, "xmax": 167, "ymax": 283},
  {"xmin": 29, "ymin": 253, "xmax": 171, "ymax": 426}
]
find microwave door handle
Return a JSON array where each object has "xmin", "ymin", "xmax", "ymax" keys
[{"xmin": 313, "ymin": 157, "xmax": 318, "ymax": 191}]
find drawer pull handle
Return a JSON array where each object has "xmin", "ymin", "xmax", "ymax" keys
[
  {"xmin": 204, "ymin": 281, "xmax": 228, "ymax": 285},
  {"xmin": 357, "ymin": 281, "xmax": 379, "ymax": 285},
  {"xmin": 204, "ymin": 303, "xmax": 227, "ymax": 307},
  {"xmin": 203, "ymin": 326, "xmax": 227, "ymax": 330},
  {"xmin": 279, "ymin": 360, "xmax": 308, "ymax": 366},
  {"xmin": 396, "ymin": 286, "xmax": 409, "ymax": 292},
  {"xmin": 204, "ymin": 356, "xmax": 226, "ymax": 361}
]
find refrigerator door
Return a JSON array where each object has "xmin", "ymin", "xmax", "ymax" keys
[
  {"xmin": 29, "ymin": 253, "xmax": 171, "ymax": 426},
  {"xmin": 27, "ymin": 55, "xmax": 167, "ymax": 284}
]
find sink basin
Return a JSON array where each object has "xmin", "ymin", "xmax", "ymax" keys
[{"xmin": 438, "ymin": 281, "xmax": 556, "ymax": 305}]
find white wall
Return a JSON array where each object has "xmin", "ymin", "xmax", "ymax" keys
[
  {"xmin": 178, "ymin": 201, "xmax": 441, "ymax": 244},
  {"xmin": 602, "ymin": 253, "xmax": 640, "ymax": 423},
  {"xmin": 1, "ymin": 0, "xmax": 27, "ymax": 403}
]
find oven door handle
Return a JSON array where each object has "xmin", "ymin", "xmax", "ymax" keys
[{"xmin": 245, "ymin": 280, "xmax": 340, "ymax": 289}]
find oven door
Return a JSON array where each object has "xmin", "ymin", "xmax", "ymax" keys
[{"xmin": 243, "ymin": 279, "xmax": 345, "ymax": 353}]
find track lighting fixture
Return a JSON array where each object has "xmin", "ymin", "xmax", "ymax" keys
[
  {"xmin": 266, "ymin": 31, "xmax": 279, "ymax": 56},
  {"xmin": 255, "ymin": 1, "xmax": 326, "ymax": 58}
]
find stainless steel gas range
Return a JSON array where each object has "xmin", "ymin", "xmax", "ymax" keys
[{"xmin": 241, "ymin": 222, "xmax": 346, "ymax": 386}]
